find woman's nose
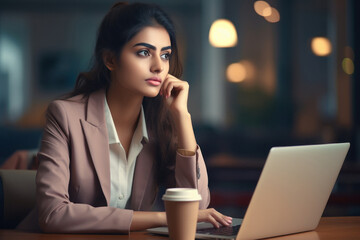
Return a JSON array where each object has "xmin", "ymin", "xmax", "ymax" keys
[{"xmin": 150, "ymin": 56, "xmax": 163, "ymax": 73}]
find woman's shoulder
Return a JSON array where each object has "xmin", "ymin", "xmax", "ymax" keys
[
  {"xmin": 48, "ymin": 94, "xmax": 87, "ymax": 112},
  {"xmin": 47, "ymin": 92, "xmax": 96, "ymax": 121},
  {"xmin": 47, "ymin": 89, "xmax": 105, "ymax": 119}
]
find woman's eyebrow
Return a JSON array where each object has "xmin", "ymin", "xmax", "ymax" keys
[
  {"xmin": 161, "ymin": 46, "xmax": 172, "ymax": 51},
  {"xmin": 133, "ymin": 42, "xmax": 172, "ymax": 51}
]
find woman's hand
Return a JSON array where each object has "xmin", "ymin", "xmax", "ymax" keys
[
  {"xmin": 160, "ymin": 74, "xmax": 189, "ymax": 115},
  {"xmin": 198, "ymin": 208, "xmax": 233, "ymax": 228},
  {"xmin": 160, "ymin": 74, "xmax": 197, "ymax": 151}
]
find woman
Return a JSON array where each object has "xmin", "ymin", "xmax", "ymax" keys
[{"xmin": 35, "ymin": 2, "xmax": 232, "ymax": 233}]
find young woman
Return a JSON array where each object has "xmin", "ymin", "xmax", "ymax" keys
[{"xmin": 33, "ymin": 2, "xmax": 232, "ymax": 233}]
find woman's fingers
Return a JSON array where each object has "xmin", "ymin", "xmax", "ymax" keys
[
  {"xmin": 160, "ymin": 74, "xmax": 172, "ymax": 97},
  {"xmin": 198, "ymin": 208, "xmax": 233, "ymax": 228},
  {"xmin": 161, "ymin": 75, "xmax": 187, "ymax": 98},
  {"xmin": 160, "ymin": 74, "xmax": 190, "ymax": 113},
  {"xmin": 208, "ymin": 215, "xmax": 220, "ymax": 228},
  {"xmin": 209, "ymin": 209, "xmax": 232, "ymax": 227},
  {"xmin": 163, "ymin": 81, "xmax": 175, "ymax": 98},
  {"xmin": 214, "ymin": 213, "xmax": 233, "ymax": 227}
]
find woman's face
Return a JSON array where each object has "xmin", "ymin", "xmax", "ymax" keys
[{"xmin": 108, "ymin": 26, "xmax": 172, "ymax": 98}]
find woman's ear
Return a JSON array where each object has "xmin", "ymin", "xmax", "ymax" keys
[{"xmin": 103, "ymin": 51, "xmax": 117, "ymax": 71}]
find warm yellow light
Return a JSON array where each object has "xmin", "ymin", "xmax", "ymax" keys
[
  {"xmin": 254, "ymin": 1, "xmax": 272, "ymax": 17},
  {"xmin": 209, "ymin": 19, "xmax": 238, "ymax": 48},
  {"xmin": 342, "ymin": 58, "xmax": 354, "ymax": 75},
  {"xmin": 241, "ymin": 60, "xmax": 256, "ymax": 80},
  {"xmin": 264, "ymin": 7, "xmax": 280, "ymax": 23},
  {"xmin": 226, "ymin": 63, "xmax": 246, "ymax": 83},
  {"xmin": 311, "ymin": 37, "xmax": 332, "ymax": 56}
]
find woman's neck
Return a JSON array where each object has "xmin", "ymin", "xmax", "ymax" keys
[{"xmin": 106, "ymin": 87, "xmax": 143, "ymax": 129}]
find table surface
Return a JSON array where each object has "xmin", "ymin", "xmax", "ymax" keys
[{"xmin": 0, "ymin": 217, "xmax": 359, "ymax": 240}]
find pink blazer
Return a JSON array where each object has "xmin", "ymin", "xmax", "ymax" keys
[{"xmin": 33, "ymin": 89, "xmax": 210, "ymax": 233}]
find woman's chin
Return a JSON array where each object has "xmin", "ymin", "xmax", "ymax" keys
[{"xmin": 144, "ymin": 90, "xmax": 161, "ymax": 98}]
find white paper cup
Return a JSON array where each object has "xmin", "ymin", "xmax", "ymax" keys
[{"xmin": 163, "ymin": 188, "xmax": 202, "ymax": 240}]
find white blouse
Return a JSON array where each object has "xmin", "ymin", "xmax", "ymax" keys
[{"xmin": 104, "ymin": 98, "xmax": 148, "ymax": 209}]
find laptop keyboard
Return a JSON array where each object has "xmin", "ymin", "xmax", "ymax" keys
[{"xmin": 196, "ymin": 224, "xmax": 241, "ymax": 236}]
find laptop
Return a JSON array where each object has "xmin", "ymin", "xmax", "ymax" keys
[{"xmin": 147, "ymin": 142, "xmax": 350, "ymax": 239}]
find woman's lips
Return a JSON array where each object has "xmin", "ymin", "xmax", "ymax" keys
[{"xmin": 145, "ymin": 77, "xmax": 162, "ymax": 86}]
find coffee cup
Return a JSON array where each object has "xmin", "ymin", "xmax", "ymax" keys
[{"xmin": 162, "ymin": 188, "xmax": 202, "ymax": 240}]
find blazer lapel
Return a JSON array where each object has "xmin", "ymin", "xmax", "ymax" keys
[
  {"xmin": 131, "ymin": 140, "xmax": 155, "ymax": 210},
  {"xmin": 80, "ymin": 90, "xmax": 111, "ymax": 205}
]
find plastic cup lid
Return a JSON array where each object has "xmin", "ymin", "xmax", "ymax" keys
[{"xmin": 162, "ymin": 188, "xmax": 202, "ymax": 202}]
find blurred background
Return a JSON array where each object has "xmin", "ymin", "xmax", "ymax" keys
[{"xmin": 0, "ymin": 0, "xmax": 359, "ymax": 217}]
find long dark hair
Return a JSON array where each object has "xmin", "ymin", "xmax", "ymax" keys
[{"xmin": 69, "ymin": 2, "xmax": 182, "ymax": 186}]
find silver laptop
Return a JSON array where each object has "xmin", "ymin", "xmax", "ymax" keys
[{"xmin": 147, "ymin": 142, "xmax": 350, "ymax": 239}]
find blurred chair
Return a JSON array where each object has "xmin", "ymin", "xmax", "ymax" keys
[
  {"xmin": 1, "ymin": 150, "xmax": 39, "ymax": 170},
  {"xmin": 0, "ymin": 169, "xmax": 36, "ymax": 228}
]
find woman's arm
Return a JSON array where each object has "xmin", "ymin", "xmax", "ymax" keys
[
  {"xmin": 161, "ymin": 74, "xmax": 208, "ymax": 199},
  {"xmin": 161, "ymin": 74, "xmax": 196, "ymax": 151},
  {"xmin": 161, "ymin": 74, "xmax": 210, "ymax": 202},
  {"xmin": 37, "ymin": 101, "xmax": 134, "ymax": 233},
  {"xmin": 130, "ymin": 211, "xmax": 166, "ymax": 230},
  {"xmin": 175, "ymin": 146, "xmax": 210, "ymax": 208},
  {"xmin": 130, "ymin": 209, "xmax": 231, "ymax": 230},
  {"xmin": 161, "ymin": 75, "xmax": 233, "ymax": 227}
]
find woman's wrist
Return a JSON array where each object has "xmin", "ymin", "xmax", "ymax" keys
[
  {"xmin": 174, "ymin": 113, "xmax": 197, "ymax": 152},
  {"xmin": 172, "ymin": 108, "xmax": 191, "ymax": 129},
  {"xmin": 130, "ymin": 211, "xmax": 167, "ymax": 230},
  {"xmin": 158, "ymin": 211, "xmax": 167, "ymax": 226},
  {"xmin": 170, "ymin": 106, "xmax": 190, "ymax": 119}
]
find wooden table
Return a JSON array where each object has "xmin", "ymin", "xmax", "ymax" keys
[{"xmin": 0, "ymin": 217, "xmax": 359, "ymax": 240}]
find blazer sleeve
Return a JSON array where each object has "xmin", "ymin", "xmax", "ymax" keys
[
  {"xmin": 174, "ymin": 147, "xmax": 210, "ymax": 209},
  {"xmin": 36, "ymin": 101, "xmax": 133, "ymax": 233}
]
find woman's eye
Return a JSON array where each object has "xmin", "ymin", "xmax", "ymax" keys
[
  {"xmin": 137, "ymin": 50, "xmax": 150, "ymax": 57},
  {"xmin": 161, "ymin": 52, "xmax": 171, "ymax": 60}
]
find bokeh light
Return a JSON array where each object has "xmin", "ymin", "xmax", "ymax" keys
[
  {"xmin": 342, "ymin": 58, "xmax": 354, "ymax": 75},
  {"xmin": 311, "ymin": 37, "xmax": 332, "ymax": 56},
  {"xmin": 254, "ymin": 1, "xmax": 272, "ymax": 17},
  {"xmin": 227, "ymin": 63, "xmax": 246, "ymax": 83},
  {"xmin": 264, "ymin": 7, "xmax": 280, "ymax": 23},
  {"xmin": 226, "ymin": 60, "xmax": 255, "ymax": 83},
  {"xmin": 209, "ymin": 19, "xmax": 238, "ymax": 48}
]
